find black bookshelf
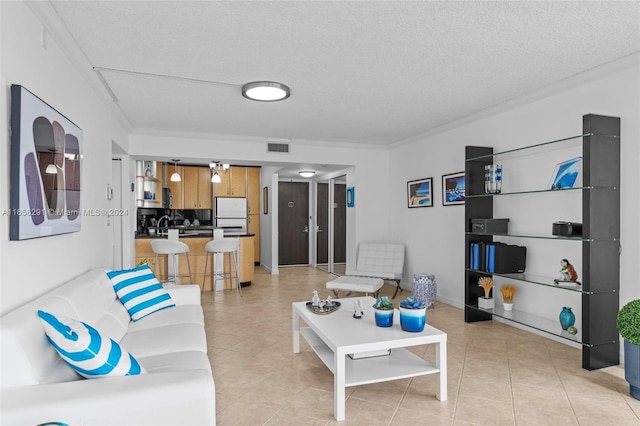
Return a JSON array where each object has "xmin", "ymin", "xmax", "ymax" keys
[{"xmin": 463, "ymin": 114, "xmax": 620, "ymax": 370}]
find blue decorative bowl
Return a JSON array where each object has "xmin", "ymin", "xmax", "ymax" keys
[
  {"xmin": 374, "ymin": 309, "xmax": 394, "ymax": 327},
  {"xmin": 399, "ymin": 307, "xmax": 426, "ymax": 332}
]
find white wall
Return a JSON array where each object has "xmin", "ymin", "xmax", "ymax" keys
[
  {"xmin": 389, "ymin": 58, "xmax": 640, "ymax": 313},
  {"xmin": 0, "ymin": 2, "xmax": 130, "ymax": 314}
]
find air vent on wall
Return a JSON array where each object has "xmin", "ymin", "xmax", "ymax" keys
[{"xmin": 266, "ymin": 141, "xmax": 290, "ymax": 153}]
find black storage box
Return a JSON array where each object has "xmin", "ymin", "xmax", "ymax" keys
[
  {"xmin": 486, "ymin": 243, "xmax": 527, "ymax": 273},
  {"xmin": 471, "ymin": 218, "xmax": 509, "ymax": 234},
  {"xmin": 552, "ymin": 221, "xmax": 582, "ymax": 237}
]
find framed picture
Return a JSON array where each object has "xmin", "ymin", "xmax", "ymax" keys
[
  {"xmin": 263, "ymin": 187, "xmax": 268, "ymax": 214},
  {"xmin": 346, "ymin": 187, "xmax": 355, "ymax": 207},
  {"xmin": 407, "ymin": 178, "xmax": 433, "ymax": 208},
  {"xmin": 442, "ymin": 172, "xmax": 465, "ymax": 206},
  {"xmin": 548, "ymin": 156, "xmax": 583, "ymax": 190},
  {"xmin": 10, "ymin": 85, "xmax": 83, "ymax": 240}
]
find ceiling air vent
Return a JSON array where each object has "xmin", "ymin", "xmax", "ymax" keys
[{"xmin": 266, "ymin": 141, "xmax": 290, "ymax": 154}]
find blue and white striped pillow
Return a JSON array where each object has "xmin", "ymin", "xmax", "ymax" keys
[
  {"xmin": 37, "ymin": 310, "xmax": 145, "ymax": 378},
  {"xmin": 107, "ymin": 264, "xmax": 175, "ymax": 321}
]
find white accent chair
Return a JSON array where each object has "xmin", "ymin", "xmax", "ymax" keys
[{"xmin": 327, "ymin": 242, "xmax": 405, "ymax": 298}]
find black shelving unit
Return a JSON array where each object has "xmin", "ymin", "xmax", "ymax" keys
[{"xmin": 464, "ymin": 114, "xmax": 620, "ymax": 370}]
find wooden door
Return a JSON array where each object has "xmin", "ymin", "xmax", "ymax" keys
[
  {"xmin": 334, "ymin": 184, "xmax": 347, "ymax": 263},
  {"xmin": 316, "ymin": 183, "xmax": 329, "ymax": 264},
  {"xmin": 278, "ymin": 181, "xmax": 309, "ymax": 265},
  {"xmin": 197, "ymin": 167, "xmax": 212, "ymax": 209}
]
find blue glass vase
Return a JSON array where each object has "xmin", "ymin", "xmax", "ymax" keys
[{"xmin": 559, "ymin": 307, "xmax": 575, "ymax": 330}]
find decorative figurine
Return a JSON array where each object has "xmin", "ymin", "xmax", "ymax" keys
[
  {"xmin": 352, "ymin": 300, "xmax": 363, "ymax": 319},
  {"xmin": 311, "ymin": 290, "xmax": 321, "ymax": 307},
  {"xmin": 326, "ymin": 295, "xmax": 334, "ymax": 306},
  {"xmin": 559, "ymin": 258, "xmax": 578, "ymax": 282}
]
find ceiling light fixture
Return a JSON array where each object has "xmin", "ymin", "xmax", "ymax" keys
[
  {"xmin": 170, "ymin": 159, "xmax": 181, "ymax": 182},
  {"xmin": 211, "ymin": 170, "xmax": 222, "ymax": 183},
  {"xmin": 242, "ymin": 81, "xmax": 290, "ymax": 102},
  {"xmin": 298, "ymin": 171, "xmax": 315, "ymax": 178},
  {"xmin": 45, "ymin": 163, "xmax": 58, "ymax": 174}
]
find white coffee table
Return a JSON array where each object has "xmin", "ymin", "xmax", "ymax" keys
[{"xmin": 292, "ymin": 296, "xmax": 447, "ymax": 421}]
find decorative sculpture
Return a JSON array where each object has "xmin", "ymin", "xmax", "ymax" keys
[{"xmin": 559, "ymin": 258, "xmax": 578, "ymax": 282}]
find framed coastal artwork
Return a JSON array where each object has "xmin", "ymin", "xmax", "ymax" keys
[
  {"xmin": 10, "ymin": 85, "xmax": 83, "ymax": 240},
  {"xmin": 407, "ymin": 177, "xmax": 433, "ymax": 208},
  {"xmin": 442, "ymin": 171, "xmax": 465, "ymax": 206}
]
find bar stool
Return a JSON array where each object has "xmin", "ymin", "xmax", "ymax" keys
[
  {"xmin": 203, "ymin": 238, "xmax": 241, "ymax": 297},
  {"xmin": 151, "ymin": 239, "xmax": 194, "ymax": 287}
]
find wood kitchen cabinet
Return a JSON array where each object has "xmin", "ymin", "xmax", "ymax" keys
[
  {"xmin": 183, "ymin": 166, "xmax": 212, "ymax": 209},
  {"xmin": 248, "ymin": 214, "xmax": 260, "ymax": 262},
  {"xmin": 214, "ymin": 166, "xmax": 246, "ymax": 197},
  {"xmin": 246, "ymin": 166, "xmax": 261, "ymax": 263},
  {"xmin": 165, "ymin": 164, "xmax": 184, "ymax": 209}
]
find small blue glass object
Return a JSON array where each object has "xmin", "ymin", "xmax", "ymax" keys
[{"xmin": 559, "ymin": 306, "xmax": 575, "ymax": 330}]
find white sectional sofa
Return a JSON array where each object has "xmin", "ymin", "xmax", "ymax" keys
[{"xmin": 0, "ymin": 268, "xmax": 215, "ymax": 425}]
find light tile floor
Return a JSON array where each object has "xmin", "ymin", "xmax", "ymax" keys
[{"xmin": 203, "ymin": 267, "xmax": 640, "ymax": 425}]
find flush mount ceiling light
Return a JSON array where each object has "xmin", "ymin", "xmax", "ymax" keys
[
  {"xmin": 170, "ymin": 159, "xmax": 181, "ymax": 182},
  {"xmin": 298, "ymin": 171, "xmax": 315, "ymax": 178},
  {"xmin": 242, "ymin": 81, "xmax": 290, "ymax": 102}
]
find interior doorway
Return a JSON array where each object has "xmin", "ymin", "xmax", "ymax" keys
[
  {"xmin": 316, "ymin": 175, "xmax": 346, "ymax": 275},
  {"xmin": 278, "ymin": 181, "xmax": 310, "ymax": 265}
]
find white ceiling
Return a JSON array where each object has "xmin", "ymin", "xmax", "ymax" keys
[{"xmin": 39, "ymin": 1, "xmax": 639, "ymax": 175}]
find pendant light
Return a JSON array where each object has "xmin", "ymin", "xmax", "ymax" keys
[
  {"xmin": 211, "ymin": 170, "xmax": 221, "ymax": 183},
  {"xmin": 170, "ymin": 159, "xmax": 181, "ymax": 182},
  {"xmin": 45, "ymin": 163, "xmax": 58, "ymax": 174}
]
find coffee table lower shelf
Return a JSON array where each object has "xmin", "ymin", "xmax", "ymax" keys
[{"xmin": 300, "ymin": 327, "xmax": 440, "ymax": 386}]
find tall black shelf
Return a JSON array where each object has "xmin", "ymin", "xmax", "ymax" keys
[{"xmin": 464, "ymin": 114, "xmax": 620, "ymax": 370}]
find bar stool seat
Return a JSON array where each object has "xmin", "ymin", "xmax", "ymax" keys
[
  {"xmin": 151, "ymin": 239, "xmax": 194, "ymax": 287},
  {"xmin": 203, "ymin": 238, "xmax": 241, "ymax": 297}
]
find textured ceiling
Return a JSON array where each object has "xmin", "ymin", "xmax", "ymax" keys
[{"xmin": 46, "ymin": 0, "xmax": 639, "ymax": 149}]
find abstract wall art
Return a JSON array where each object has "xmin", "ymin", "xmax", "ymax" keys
[{"xmin": 10, "ymin": 85, "xmax": 83, "ymax": 240}]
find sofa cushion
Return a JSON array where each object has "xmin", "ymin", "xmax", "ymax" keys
[
  {"xmin": 120, "ymin": 323, "xmax": 207, "ymax": 358},
  {"xmin": 37, "ymin": 310, "xmax": 146, "ymax": 378},
  {"xmin": 106, "ymin": 265, "xmax": 175, "ymax": 321},
  {"xmin": 127, "ymin": 305, "xmax": 204, "ymax": 333}
]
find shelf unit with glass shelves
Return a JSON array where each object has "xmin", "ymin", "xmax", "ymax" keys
[{"xmin": 464, "ymin": 114, "xmax": 620, "ymax": 370}]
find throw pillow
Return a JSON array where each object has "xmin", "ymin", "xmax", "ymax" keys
[
  {"xmin": 37, "ymin": 310, "xmax": 145, "ymax": 378},
  {"xmin": 107, "ymin": 264, "xmax": 175, "ymax": 321}
]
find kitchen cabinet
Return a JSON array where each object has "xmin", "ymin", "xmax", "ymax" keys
[
  {"xmin": 246, "ymin": 166, "xmax": 261, "ymax": 263},
  {"xmin": 464, "ymin": 114, "xmax": 620, "ymax": 370},
  {"xmin": 215, "ymin": 166, "xmax": 246, "ymax": 197},
  {"xmin": 183, "ymin": 166, "xmax": 212, "ymax": 209},
  {"xmin": 165, "ymin": 164, "xmax": 184, "ymax": 209},
  {"xmin": 246, "ymin": 167, "xmax": 260, "ymax": 214},
  {"xmin": 248, "ymin": 214, "xmax": 260, "ymax": 262}
]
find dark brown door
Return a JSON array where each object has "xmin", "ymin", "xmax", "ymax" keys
[
  {"xmin": 279, "ymin": 182, "xmax": 309, "ymax": 265},
  {"xmin": 317, "ymin": 183, "xmax": 329, "ymax": 264},
  {"xmin": 334, "ymin": 183, "xmax": 346, "ymax": 263}
]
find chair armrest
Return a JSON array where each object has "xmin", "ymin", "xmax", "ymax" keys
[{"xmin": 346, "ymin": 270, "xmax": 401, "ymax": 281}]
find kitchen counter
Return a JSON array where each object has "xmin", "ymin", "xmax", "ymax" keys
[
  {"xmin": 135, "ymin": 233, "xmax": 255, "ymax": 290},
  {"xmin": 136, "ymin": 228, "xmax": 254, "ymax": 239}
]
